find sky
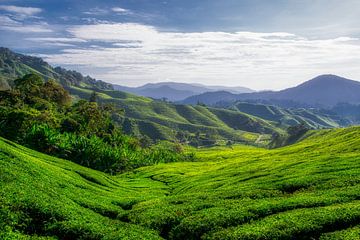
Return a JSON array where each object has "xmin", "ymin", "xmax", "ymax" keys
[{"xmin": 1, "ymin": 0, "xmax": 360, "ymax": 90}]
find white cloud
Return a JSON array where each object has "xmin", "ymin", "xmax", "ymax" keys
[
  {"xmin": 83, "ymin": 7, "xmax": 108, "ymax": 15},
  {"xmin": 41, "ymin": 23, "xmax": 360, "ymax": 89},
  {"xmin": 0, "ymin": 15, "xmax": 52, "ymax": 32},
  {"xmin": 112, "ymin": 7, "xmax": 131, "ymax": 14},
  {"xmin": 0, "ymin": 5, "xmax": 42, "ymax": 15},
  {"xmin": 26, "ymin": 37, "xmax": 87, "ymax": 43},
  {"xmin": 67, "ymin": 23, "xmax": 158, "ymax": 42},
  {"xmin": 0, "ymin": 5, "xmax": 50, "ymax": 33},
  {"xmin": 83, "ymin": 6, "xmax": 132, "ymax": 16},
  {"xmin": 0, "ymin": 25, "xmax": 52, "ymax": 33}
]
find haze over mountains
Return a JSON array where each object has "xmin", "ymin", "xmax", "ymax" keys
[
  {"xmin": 182, "ymin": 75, "xmax": 360, "ymax": 108},
  {"xmin": 2, "ymin": 46, "xmax": 359, "ymax": 109},
  {"xmin": 1, "ymin": 47, "xmax": 356, "ymax": 144},
  {"xmin": 113, "ymin": 82, "xmax": 254, "ymax": 101},
  {"xmin": 115, "ymin": 74, "xmax": 360, "ymax": 108},
  {"xmin": 0, "ymin": 47, "xmax": 359, "ymax": 132}
]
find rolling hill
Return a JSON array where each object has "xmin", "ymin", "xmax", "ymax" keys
[
  {"xmin": 230, "ymin": 102, "xmax": 348, "ymax": 128},
  {"xmin": 0, "ymin": 47, "xmax": 281, "ymax": 145},
  {"xmin": 182, "ymin": 74, "xmax": 360, "ymax": 108},
  {"xmin": 69, "ymin": 85, "xmax": 280, "ymax": 144},
  {"xmin": 2, "ymin": 126, "xmax": 360, "ymax": 239},
  {"xmin": 0, "ymin": 47, "xmax": 350, "ymax": 145},
  {"xmin": 113, "ymin": 82, "xmax": 253, "ymax": 101},
  {"xmin": 72, "ymin": 86, "xmax": 349, "ymax": 145}
]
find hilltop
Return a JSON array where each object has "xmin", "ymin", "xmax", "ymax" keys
[{"xmin": 0, "ymin": 47, "xmax": 112, "ymax": 90}]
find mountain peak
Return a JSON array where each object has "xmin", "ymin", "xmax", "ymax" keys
[
  {"xmin": 182, "ymin": 74, "xmax": 360, "ymax": 107},
  {"xmin": 296, "ymin": 74, "xmax": 360, "ymax": 89},
  {"xmin": 308, "ymin": 74, "xmax": 358, "ymax": 83}
]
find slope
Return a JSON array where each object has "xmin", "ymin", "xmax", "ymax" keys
[
  {"xmin": 0, "ymin": 47, "xmax": 112, "ymax": 90},
  {"xmin": 0, "ymin": 137, "xmax": 164, "ymax": 239},
  {"xmin": 69, "ymin": 85, "xmax": 281, "ymax": 144},
  {"xmin": 231, "ymin": 102, "xmax": 346, "ymax": 128},
  {"xmin": 2, "ymin": 127, "xmax": 360, "ymax": 239},
  {"xmin": 0, "ymin": 47, "xmax": 281, "ymax": 145}
]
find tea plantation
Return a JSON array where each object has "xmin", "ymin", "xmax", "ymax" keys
[{"xmin": 1, "ymin": 127, "xmax": 360, "ymax": 239}]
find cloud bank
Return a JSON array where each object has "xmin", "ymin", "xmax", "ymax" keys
[
  {"xmin": 36, "ymin": 23, "xmax": 360, "ymax": 89},
  {"xmin": 0, "ymin": 5, "xmax": 51, "ymax": 33},
  {"xmin": 0, "ymin": 5, "xmax": 42, "ymax": 15}
]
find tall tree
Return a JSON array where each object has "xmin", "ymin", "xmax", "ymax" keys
[{"xmin": 89, "ymin": 91, "xmax": 97, "ymax": 103}]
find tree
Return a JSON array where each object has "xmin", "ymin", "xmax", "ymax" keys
[
  {"xmin": 287, "ymin": 123, "xmax": 309, "ymax": 137},
  {"xmin": 0, "ymin": 79, "xmax": 10, "ymax": 91},
  {"xmin": 14, "ymin": 74, "xmax": 44, "ymax": 103},
  {"xmin": 41, "ymin": 79, "xmax": 71, "ymax": 107},
  {"xmin": 204, "ymin": 133, "xmax": 217, "ymax": 146},
  {"xmin": 139, "ymin": 135, "xmax": 152, "ymax": 148},
  {"xmin": 176, "ymin": 131, "xmax": 188, "ymax": 143},
  {"xmin": 122, "ymin": 118, "xmax": 135, "ymax": 135},
  {"xmin": 14, "ymin": 74, "xmax": 43, "ymax": 90},
  {"xmin": 89, "ymin": 91, "xmax": 97, "ymax": 103},
  {"xmin": 197, "ymin": 101, "xmax": 206, "ymax": 106}
]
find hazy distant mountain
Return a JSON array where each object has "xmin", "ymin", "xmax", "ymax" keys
[
  {"xmin": 181, "ymin": 91, "xmax": 239, "ymax": 105},
  {"xmin": 190, "ymin": 83, "xmax": 255, "ymax": 94},
  {"xmin": 113, "ymin": 82, "xmax": 253, "ymax": 101},
  {"xmin": 0, "ymin": 47, "xmax": 352, "ymax": 143},
  {"xmin": 182, "ymin": 75, "xmax": 360, "ymax": 108},
  {"xmin": 255, "ymin": 74, "xmax": 360, "ymax": 107}
]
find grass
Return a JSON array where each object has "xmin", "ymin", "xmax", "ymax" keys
[
  {"xmin": 1, "ymin": 127, "xmax": 360, "ymax": 239},
  {"xmin": 69, "ymin": 85, "xmax": 281, "ymax": 145},
  {"xmin": 0, "ymin": 137, "xmax": 164, "ymax": 239},
  {"xmin": 232, "ymin": 102, "xmax": 342, "ymax": 128},
  {"xmin": 0, "ymin": 47, "xmax": 347, "ymax": 146}
]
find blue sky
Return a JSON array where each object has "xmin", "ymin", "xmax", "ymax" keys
[{"xmin": 1, "ymin": 0, "xmax": 360, "ymax": 89}]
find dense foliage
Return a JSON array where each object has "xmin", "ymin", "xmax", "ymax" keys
[
  {"xmin": 269, "ymin": 122, "xmax": 311, "ymax": 148},
  {"xmin": 0, "ymin": 74, "xmax": 194, "ymax": 173}
]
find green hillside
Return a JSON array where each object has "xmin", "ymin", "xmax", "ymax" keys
[
  {"xmin": 230, "ymin": 102, "xmax": 344, "ymax": 128},
  {"xmin": 2, "ymin": 126, "xmax": 360, "ymax": 239},
  {"xmin": 0, "ymin": 48, "xmax": 283, "ymax": 145},
  {"xmin": 69, "ymin": 85, "xmax": 282, "ymax": 145},
  {"xmin": 0, "ymin": 47, "xmax": 113, "ymax": 90},
  {"xmin": 2, "ymin": 47, "xmax": 348, "ymax": 146}
]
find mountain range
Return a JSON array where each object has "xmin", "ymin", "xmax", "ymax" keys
[
  {"xmin": 113, "ymin": 82, "xmax": 254, "ymax": 101},
  {"xmin": 0, "ymin": 47, "xmax": 280, "ymax": 144},
  {"xmin": 182, "ymin": 74, "xmax": 360, "ymax": 108},
  {"xmin": 0, "ymin": 47, "xmax": 357, "ymax": 144}
]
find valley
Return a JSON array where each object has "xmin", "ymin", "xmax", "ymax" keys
[
  {"xmin": 1, "ymin": 44, "xmax": 360, "ymax": 240},
  {"xmin": 1, "ymin": 1, "xmax": 360, "ymax": 239},
  {"xmin": 0, "ymin": 47, "xmax": 355, "ymax": 147},
  {"xmin": 1, "ymin": 127, "xmax": 360, "ymax": 239}
]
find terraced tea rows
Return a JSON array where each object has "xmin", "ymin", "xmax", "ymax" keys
[{"xmin": 1, "ymin": 127, "xmax": 360, "ymax": 239}]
